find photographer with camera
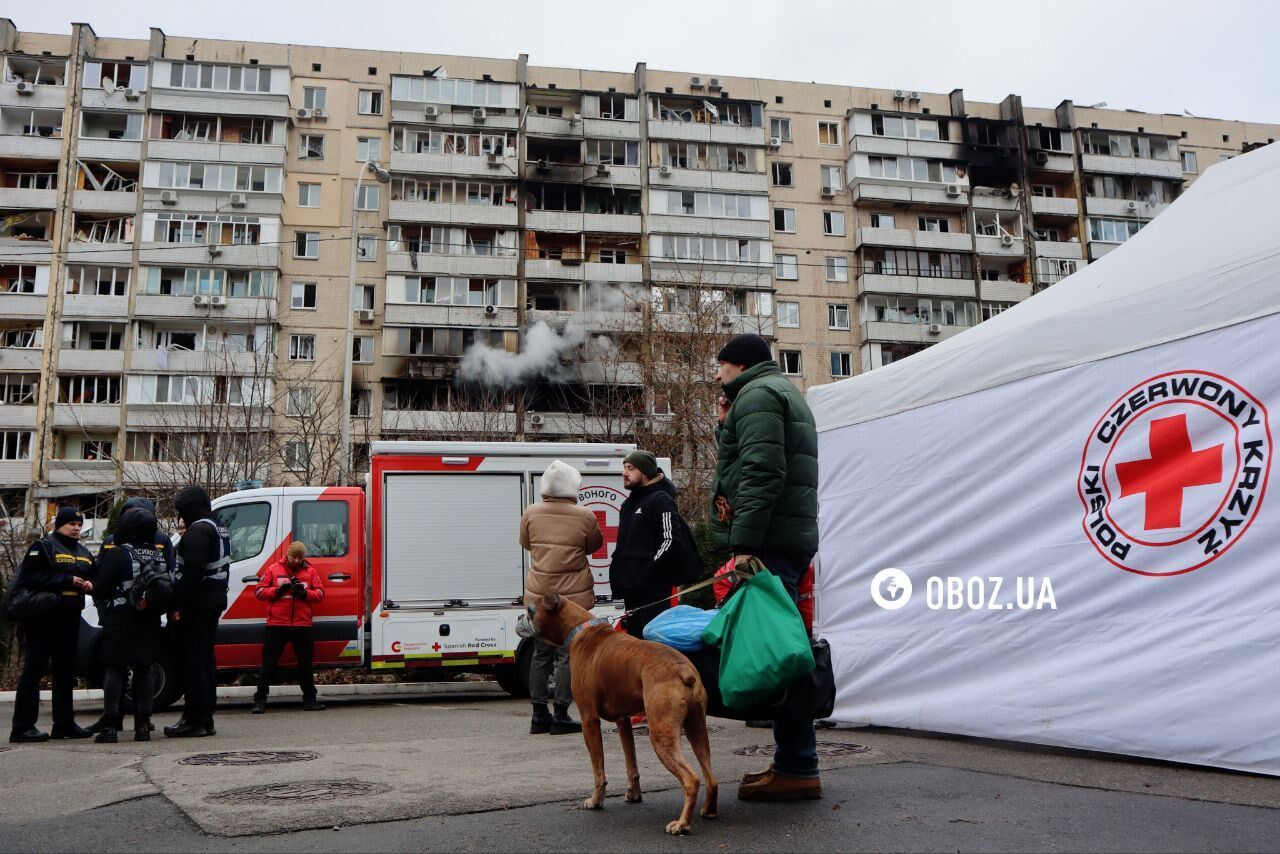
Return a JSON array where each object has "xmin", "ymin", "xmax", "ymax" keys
[{"xmin": 251, "ymin": 542, "xmax": 325, "ymax": 714}]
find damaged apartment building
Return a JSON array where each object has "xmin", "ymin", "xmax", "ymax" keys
[{"xmin": 0, "ymin": 19, "xmax": 1276, "ymax": 523}]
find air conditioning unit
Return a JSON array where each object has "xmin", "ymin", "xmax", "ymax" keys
[
  {"xmin": 821, "ymin": 186, "xmax": 835, "ymax": 198},
  {"xmin": 487, "ymin": 153, "xmax": 502, "ymax": 166},
  {"xmin": 472, "ymin": 107, "xmax": 487, "ymax": 122},
  {"xmin": 595, "ymin": 163, "xmax": 610, "ymax": 176},
  {"xmin": 769, "ymin": 136, "xmax": 782, "ymax": 148},
  {"xmin": 123, "ymin": 88, "xmax": 140, "ymax": 102},
  {"xmin": 529, "ymin": 413, "xmax": 545, "ymax": 427},
  {"xmin": 356, "ymin": 308, "xmax": 375, "ymax": 322},
  {"xmin": 909, "ymin": 91, "xmax": 921, "ymax": 101},
  {"xmin": 690, "ymin": 76, "xmax": 704, "ymax": 89},
  {"xmin": 708, "ymin": 78, "xmax": 722, "ymax": 90},
  {"xmin": 927, "ymin": 323, "xmax": 943, "ymax": 334},
  {"xmin": 207, "ymin": 245, "xmax": 223, "ymax": 258},
  {"xmin": 1034, "ymin": 150, "xmax": 1050, "ymax": 165},
  {"xmin": 720, "ymin": 316, "xmax": 735, "ymax": 326},
  {"xmin": 1000, "ymin": 234, "xmax": 1015, "ymax": 247},
  {"xmin": 311, "ymin": 108, "xmax": 327, "ymax": 120},
  {"xmin": 536, "ymin": 158, "xmax": 551, "ymax": 174},
  {"xmin": 945, "ymin": 183, "xmax": 962, "ymax": 197},
  {"xmin": 15, "ymin": 81, "xmax": 33, "ymax": 95},
  {"xmin": 659, "ymin": 164, "xmax": 672, "ymax": 177},
  {"xmin": 483, "ymin": 304, "xmax": 498, "ymax": 316},
  {"xmin": 229, "ymin": 193, "xmax": 248, "ymax": 208},
  {"xmin": 210, "ymin": 295, "xmax": 227, "ymax": 308},
  {"xmin": 1126, "ymin": 200, "xmax": 1138, "ymax": 211},
  {"xmin": 160, "ymin": 189, "xmax": 178, "ymax": 205},
  {"xmin": 424, "ymin": 105, "xmax": 439, "ymax": 120},
  {"xmin": 893, "ymin": 89, "xmax": 906, "ymax": 101},
  {"xmin": 634, "ymin": 417, "xmax": 649, "ymax": 430},
  {"xmin": 295, "ymin": 107, "xmax": 311, "ymax": 120},
  {"xmin": 570, "ymin": 112, "xmax": 582, "ymax": 123},
  {"xmin": 193, "ymin": 294, "xmax": 211, "ymax": 306}
]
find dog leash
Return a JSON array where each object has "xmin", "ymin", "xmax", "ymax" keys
[{"xmin": 610, "ymin": 561, "xmax": 763, "ymax": 626}]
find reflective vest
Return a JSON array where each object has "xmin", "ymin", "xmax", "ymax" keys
[{"xmin": 176, "ymin": 518, "xmax": 231, "ymax": 591}]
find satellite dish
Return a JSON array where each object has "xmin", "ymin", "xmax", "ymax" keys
[
  {"xmin": 102, "ymin": 77, "xmax": 115, "ymax": 94},
  {"xmin": 1009, "ymin": 183, "xmax": 1022, "ymax": 198}
]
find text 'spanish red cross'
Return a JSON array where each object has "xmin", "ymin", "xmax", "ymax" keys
[
  {"xmin": 592, "ymin": 511, "xmax": 619, "ymax": 560},
  {"xmin": 431, "ymin": 642, "xmax": 441, "ymax": 652},
  {"xmin": 1116, "ymin": 414, "xmax": 1224, "ymax": 530}
]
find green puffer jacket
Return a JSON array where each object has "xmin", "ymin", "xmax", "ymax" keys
[{"xmin": 710, "ymin": 361, "xmax": 819, "ymax": 555}]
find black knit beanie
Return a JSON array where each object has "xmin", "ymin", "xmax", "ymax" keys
[
  {"xmin": 54, "ymin": 506, "xmax": 84, "ymax": 529},
  {"xmin": 716, "ymin": 334, "xmax": 773, "ymax": 368},
  {"xmin": 624, "ymin": 450, "xmax": 660, "ymax": 479}
]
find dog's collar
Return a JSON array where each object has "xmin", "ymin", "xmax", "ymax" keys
[{"xmin": 565, "ymin": 617, "xmax": 611, "ymax": 646}]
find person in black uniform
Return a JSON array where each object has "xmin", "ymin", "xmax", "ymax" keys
[
  {"xmin": 9, "ymin": 507, "xmax": 95, "ymax": 743},
  {"xmin": 164, "ymin": 486, "xmax": 230, "ymax": 738},
  {"xmin": 92, "ymin": 505, "xmax": 165, "ymax": 743}
]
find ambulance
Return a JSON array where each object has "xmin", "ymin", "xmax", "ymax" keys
[{"xmin": 113, "ymin": 441, "xmax": 660, "ymax": 706}]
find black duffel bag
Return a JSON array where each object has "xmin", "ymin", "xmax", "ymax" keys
[
  {"xmin": 2, "ymin": 579, "xmax": 61, "ymax": 622},
  {"xmin": 683, "ymin": 638, "xmax": 835, "ymax": 723}
]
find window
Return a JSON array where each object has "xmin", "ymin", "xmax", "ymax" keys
[
  {"xmin": 779, "ymin": 350, "xmax": 803, "ymax": 374},
  {"xmin": 825, "ymin": 257, "xmax": 848, "ymax": 282},
  {"xmin": 291, "ymin": 282, "xmax": 317, "ymax": 309},
  {"xmin": 771, "ymin": 162, "xmax": 794, "ymax": 186},
  {"xmin": 356, "ymin": 185, "xmax": 380, "ymax": 210},
  {"xmin": 585, "ymin": 139, "xmax": 639, "ymax": 166},
  {"xmin": 1088, "ymin": 218, "xmax": 1145, "ymax": 243},
  {"xmin": 299, "ymin": 134, "xmax": 324, "ymax": 159},
  {"xmin": 294, "ymin": 232, "xmax": 320, "ymax": 259},
  {"xmin": 65, "ymin": 266, "xmax": 128, "ymax": 296},
  {"xmin": 286, "ymin": 386, "xmax": 316, "ymax": 416},
  {"xmin": 777, "ymin": 301, "xmax": 800, "ymax": 328},
  {"xmin": 1030, "ymin": 184, "xmax": 1057, "ymax": 198},
  {"xmin": 352, "ymin": 388, "xmax": 372, "ymax": 418},
  {"xmin": 918, "ymin": 216, "xmax": 949, "ymax": 233},
  {"xmin": 289, "ymin": 334, "xmax": 316, "ymax": 361},
  {"xmin": 820, "ymin": 165, "xmax": 842, "ymax": 191},
  {"xmin": 216, "ymin": 502, "xmax": 270, "ymax": 562},
  {"xmin": 1033, "ymin": 228, "xmax": 1062, "ymax": 242},
  {"xmin": 869, "ymin": 212, "xmax": 896, "ymax": 229},
  {"xmin": 817, "ymin": 121, "xmax": 841, "ymax": 146},
  {"xmin": 773, "ymin": 207, "xmax": 796, "ymax": 233},
  {"xmin": 0, "ymin": 431, "xmax": 31, "ymax": 460},
  {"xmin": 297, "ymin": 183, "xmax": 320, "ymax": 207},
  {"xmin": 770, "ymin": 117, "xmax": 791, "ymax": 142},
  {"xmin": 283, "ymin": 441, "xmax": 310, "ymax": 473},
  {"xmin": 0, "ymin": 374, "xmax": 36, "ymax": 405},
  {"xmin": 829, "ymin": 352, "xmax": 852, "ymax": 378},
  {"xmin": 352, "ymin": 336, "xmax": 374, "ymax": 363},
  {"xmin": 982, "ymin": 302, "xmax": 1015, "ymax": 321},
  {"xmin": 828, "ymin": 304, "xmax": 851, "ymax": 330},
  {"xmin": 775, "ymin": 255, "xmax": 798, "ymax": 280},
  {"xmin": 59, "ymin": 375, "xmax": 120, "ymax": 404},
  {"xmin": 1182, "ymin": 151, "xmax": 1198, "ymax": 173},
  {"xmin": 867, "ymin": 155, "xmax": 957, "ymax": 184},
  {"xmin": 357, "ymin": 235, "xmax": 377, "ymax": 261},
  {"xmin": 303, "ymin": 86, "xmax": 327, "ymax": 110},
  {"xmin": 823, "ymin": 210, "xmax": 845, "ymax": 236},
  {"xmin": 292, "ymin": 500, "xmax": 349, "ymax": 557},
  {"xmin": 357, "ymin": 90, "xmax": 383, "ymax": 115},
  {"xmin": 355, "ymin": 284, "xmax": 375, "ymax": 310},
  {"xmin": 357, "ymin": 136, "xmax": 382, "ymax": 163}
]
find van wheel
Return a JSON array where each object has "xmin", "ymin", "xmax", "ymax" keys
[
  {"xmin": 495, "ymin": 641, "xmax": 533, "ymax": 698},
  {"xmin": 122, "ymin": 653, "xmax": 181, "ymax": 713}
]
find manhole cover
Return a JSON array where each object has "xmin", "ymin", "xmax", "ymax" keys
[
  {"xmin": 208, "ymin": 779, "xmax": 390, "ymax": 804},
  {"xmin": 181, "ymin": 750, "xmax": 320, "ymax": 766},
  {"xmin": 609, "ymin": 724, "xmax": 725, "ymax": 737},
  {"xmin": 733, "ymin": 741, "xmax": 871, "ymax": 757}
]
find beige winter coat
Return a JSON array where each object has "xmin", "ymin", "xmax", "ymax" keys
[{"xmin": 520, "ymin": 497, "xmax": 605, "ymax": 610}]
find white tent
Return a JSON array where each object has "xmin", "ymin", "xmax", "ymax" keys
[{"xmin": 808, "ymin": 143, "xmax": 1280, "ymax": 775}]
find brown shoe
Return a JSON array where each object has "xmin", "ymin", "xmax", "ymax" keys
[
  {"xmin": 741, "ymin": 763, "xmax": 774, "ymax": 784},
  {"xmin": 737, "ymin": 771, "xmax": 822, "ymax": 802}
]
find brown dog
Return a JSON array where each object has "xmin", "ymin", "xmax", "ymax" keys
[{"xmin": 531, "ymin": 593, "xmax": 718, "ymax": 835}]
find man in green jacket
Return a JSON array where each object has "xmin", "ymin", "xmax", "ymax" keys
[{"xmin": 710, "ymin": 333, "xmax": 821, "ymax": 802}]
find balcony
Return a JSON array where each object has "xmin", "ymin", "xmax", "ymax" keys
[
  {"xmin": 1031, "ymin": 196, "xmax": 1080, "ymax": 216},
  {"xmin": 133, "ymin": 294, "xmax": 277, "ymax": 322},
  {"xmin": 0, "ymin": 135, "xmax": 62, "ymax": 159},
  {"xmin": 583, "ymin": 119, "xmax": 639, "ymax": 140},
  {"xmin": 150, "ymin": 91, "xmax": 292, "ymax": 119},
  {"xmin": 388, "ymin": 200, "xmax": 518, "ymax": 228},
  {"xmin": 129, "ymin": 349, "xmax": 270, "ymax": 374},
  {"xmin": 0, "ymin": 405, "xmax": 37, "ymax": 429},
  {"xmin": 1029, "ymin": 150, "xmax": 1075, "ymax": 173},
  {"xmin": 647, "ymin": 168, "xmax": 768, "ymax": 194},
  {"xmin": 138, "ymin": 243, "xmax": 280, "ymax": 267},
  {"xmin": 66, "ymin": 242, "xmax": 133, "ymax": 265},
  {"xmin": 526, "ymin": 413, "xmax": 640, "ymax": 437},
  {"xmin": 855, "ymin": 227, "xmax": 973, "ymax": 252},
  {"xmin": 0, "ymin": 294, "xmax": 50, "ymax": 318},
  {"xmin": 1080, "ymin": 154, "xmax": 1183, "ymax": 180},
  {"xmin": 76, "ymin": 138, "xmax": 141, "ymax": 161},
  {"xmin": 525, "ymin": 114, "xmax": 583, "ymax": 138},
  {"xmin": 391, "ymin": 151, "xmax": 518, "ymax": 179},
  {"xmin": 147, "ymin": 139, "xmax": 286, "ymax": 166},
  {"xmin": 850, "ymin": 182, "xmax": 969, "ymax": 208},
  {"xmin": 849, "ymin": 136, "xmax": 965, "ymax": 161},
  {"xmin": 60, "ymin": 350, "xmax": 124, "ymax": 372},
  {"xmin": 648, "ymin": 120, "xmax": 765, "ymax": 147},
  {"xmin": 72, "ymin": 190, "xmax": 138, "ymax": 215},
  {"xmin": 0, "ymin": 188, "xmax": 57, "ymax": 210},
  {"xmin": 383, "ymin": 304, "xmax": 518, "ymax": 328},
  {"xmin": 0, "ymin": 349, "xmax": 43, "ymax": 371},
  {"xmin": 974, "ymin": 235, "xmax": 1027, "ymax": 256},
  {"xmin": 586, "ymin": 165, "xmax": 642, "ymax": 186},
  {"xmin": 0, "ymin": 460, "xmax": 31, "ymax": 484},
  {"xmin": 523, "ymin": 160, "xmax": 584, "ymax": 183},
  {"xmin": 647, "ymin": 214, "xmax": 769, "ymax": 240},
  {"xmin": 54, "ymin": 404, "xmax": 119, "ymax": 430},
  {"xmin": 980, "ymin": 281, "xmax": 1033, "ymax": 302},
  {"xmin": 0, "ymin": 82, "xmax": 67, "ymax": 111},
  {"xmin": 48, "ymin": 459, "xmax": 117, "ymax": 487},
  {"xmin": 861, "ymin": 320, "xmax": 970, "ymax": 344},
  {"xmin": 525, "ymin": 211, "xmax": 642, "ymax": 234},
  {"xmin": 124, "ymin": 406, "xmax": 271, "ymax": 431},
  {"xmin": 649, "ymin": 260, "xmax": 770, "ymax": 289},
  {"xmin": 1084, "ymin": 197, "xmax": 1172, "ymax": 219},
  {"xmin": 526, "ymin": 309, "xmax": 644, "ymax": 334},
  {"xmin": 63, "ymin": 294, "xmax": 129, "ymax": 318},
  {"xmin": 385, "ymin": 252, "xmax": 517, "ymax": 278},
  {"xmin": 970, "ymin": 191, "xmax": 1021, "ymax": 212},
  {"xmin": 1033, "ymin": 240, "xmax": 1086, "ymax": 259},
  {"xmin": 141, "ymin": 190, "xmax": 282, "ymax": 217},
  {"xmin": 381, "ymin": 409, "xmax": 517, "ymax": 435},
  {"xmin": 384, "ymin": 354, "xmax": 458, "ymax": 381},
  {"xmin": 856, "ymin": 273, "xmax": 976, "ymax": 299},
  {"xmin": 0, "ymin": 239, "xmax": 52, "ymax": 264}
]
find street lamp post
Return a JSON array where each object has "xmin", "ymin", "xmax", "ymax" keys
[{"xmin": 340, "ymin": 159, "xmax": 390, "ymax": 485}]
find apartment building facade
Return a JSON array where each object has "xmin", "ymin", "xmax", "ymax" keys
[{"xmin": 1, "ymin": 20, "xmax": 1276, "ymax": 522}]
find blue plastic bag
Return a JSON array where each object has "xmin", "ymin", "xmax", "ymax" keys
[{"xmin": 643, "ymin": 605, "xmax": 717, "ymax": 652}]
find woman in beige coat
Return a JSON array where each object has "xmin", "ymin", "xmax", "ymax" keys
[{"xmin": 519, "ymin": 460, "xmax": 604, "ymax": 734}]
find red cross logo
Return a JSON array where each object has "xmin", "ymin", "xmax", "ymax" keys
[
  {"xmin": 592, "ymin": 510, "xmax": 619, "ymax": 560},
  {"xmin": 1115, "ymin": 414, "xmax": 1224, "ymax": 530},
  {"xmin": 431, "ymin": 642, "xmax": 441, "ymax": 652}
]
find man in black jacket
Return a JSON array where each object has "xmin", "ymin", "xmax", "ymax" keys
[
  {"xmin": 164, "ymin": 486, "xmax": 230, "ymax": 738},
  {"xmin": 609, "ymin": 451, "xmax": 693, "ymax": 640},
  {"xmin": 9, "ymin": 507, "xmax": 95, "ymax": 743}
]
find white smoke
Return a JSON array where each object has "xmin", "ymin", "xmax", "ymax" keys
[{"xmin": 459, "ymin": 320, "xmax": 587, "ymax": 387}]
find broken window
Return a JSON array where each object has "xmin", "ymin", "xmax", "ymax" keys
[
  {"xmin": 8, "ymin": 171, "xmax": 57, "ymax": 189},
  {"xmin": 295, "ymin": 232, "xmax": 320, "ymax": 259},
  {"xmin": 917, "ymin": 216, "xmax": 949, "ymax": 233},
  {"xmin": 0, "ymin": 432, "xmax": 32, "ymax": 460},
  {"xmin": 74, "ymin": 215, "xmax": 133, "ymax": 244},
  {"xmin": 823, "ymin": 211, "xmax": 845, "ymax": 236},
  {"xmin": 300, "ymin": 134, "xmax": 324, "ymax": 159},
  {"xmin": 779, "ymin": 350, "xmax": 802, "ymax": 375},
  {"xmin": 827, "ymin": 304, "xmax": 851, "ymax": 330},
  {"xmin": 84, "ymin": 61, "xmax": 146, "ymax": 91},
  {"xmin": 291, "ymin": 282, "xmax": 317, "ymax": 309},
  {"xmin": 289, "ymin": 335, "xmax": 316, "ymax": 361},
  {"xmin": 0, "ymin": 374, "xmax": 37, "ymax": 405},
  {"xmin": 65, "ymin": 266, "xmax": 128, "ymax": 296},
  {"xmin": 1030, "ymin": 126, "xmax": 1068, "ymax": 152},
  {"xmin": 357, "ymin": 236, "xmax": 378, "ymax": 261},
  {"xmin": 771, "ymin": 162, "xmax": 794, "ymax": 186},
  {"xmin": 817, "ymin": 121, "xmax": 841, "ymax": 146},
  {"xmin": 585, "ymin": 139, "xmax": 638, "ymax": 166},
  {"xmin": 1, "ymin": 265, "xmax": 44, "ymax": 294},
  {"xmin": 59, "ymin": 375, "xmax": 121, "ymax": 405}
]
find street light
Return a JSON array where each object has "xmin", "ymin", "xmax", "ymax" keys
[{"xmin": 340, "ymin": 159, "xmax": 390, "ymax": 485}]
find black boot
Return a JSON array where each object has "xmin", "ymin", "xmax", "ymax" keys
[
  {"xmin": 9, "ymin": 727, "xmax": 49, "ymax": 743},
  {"xmin": 94, "ymin": 728, "xmax": 118, "ymax": 744},
  {"xmin": 550, "ymin": 704, "xmax": 583, "ymax": 735},
  {"xmin": 134, "ymin": 720, "xmax": 151, "ymax": 742},
  {"xmin": 530, "ymin": 703, "xmax": 553, "ymax": 734},
  {"xmin": 50, "ymin": 723, "xmax": 92, "ymax": 739},
  {"xmin": 87, "ymin": 715, "xmax": 121, "ymax": 735},
  {"xmin": 163, "ymin": 719, "xmax": 209, "ymax": 738}
]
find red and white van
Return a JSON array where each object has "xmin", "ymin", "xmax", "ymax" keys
[{"xmin": 112, "ymin": 440, "xmax": 662, "ymax": 704}]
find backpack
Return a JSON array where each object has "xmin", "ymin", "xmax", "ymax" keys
[
  {"xmin": 123, "ymin": 544, "xmax": 174, "ymax": 613},
  {"xmin": 2, "ymin": 541, "xmax": 62, "ymax": 622},
  {"xmin": 669, "ymin": 512, "xmax": 705, "ymax": 586}
]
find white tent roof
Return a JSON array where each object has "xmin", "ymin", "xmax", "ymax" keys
[{"xmin": 808, "ymin": 143, "xmax": 1280, "ymax": 432}]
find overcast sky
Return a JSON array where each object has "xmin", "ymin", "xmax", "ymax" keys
[{"xmin": 12, "ymin": 0, "xmax": 1280, "ymax": 124}]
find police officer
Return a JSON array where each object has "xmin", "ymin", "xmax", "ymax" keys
[
  {"xmin": 163, "ymin": 486, "xmax": 230, "ymax": 739},
  {"xmin": 9, "ymin": 507, "xmax": 95, "ymax": 743}
]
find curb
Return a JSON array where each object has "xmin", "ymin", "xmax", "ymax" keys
[{"xmin": 0, "ymin": 681, "xmax": 506, "ymax": 703}]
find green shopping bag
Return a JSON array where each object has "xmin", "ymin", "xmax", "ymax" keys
[{"xmin": 701, "ymin": 568, "xmax": 816, "ymax": 709}]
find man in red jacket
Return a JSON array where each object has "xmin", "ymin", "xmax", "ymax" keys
[{"xmin": 252, "ymin": 542, "xmax": 325, "ymax": 714}]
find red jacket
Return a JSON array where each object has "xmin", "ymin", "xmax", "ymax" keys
[{"xmin": 254, "ymin": 559, "xmax": 324, "ymax": 627}]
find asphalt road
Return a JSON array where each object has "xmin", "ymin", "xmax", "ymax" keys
[{"xmin": 1, "ymin": 687, "xmax": 1276, "ymax": 853}]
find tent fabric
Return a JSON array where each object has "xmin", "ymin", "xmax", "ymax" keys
[
  {"xmin": 808, "ymin": 143, "xmax": 1280, "ymax": 776},
  {"xmin": 808, "ymin": 143, "xmax": 1280, "ymax": 432}
]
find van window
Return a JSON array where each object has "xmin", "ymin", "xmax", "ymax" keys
[
  {"xmin": 292, "ymin": 500, "xmax": 349, "ymax": 557},
  {"xmin": 216, "ymin": 502, "xmax": 270, "ymax": 562}
]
